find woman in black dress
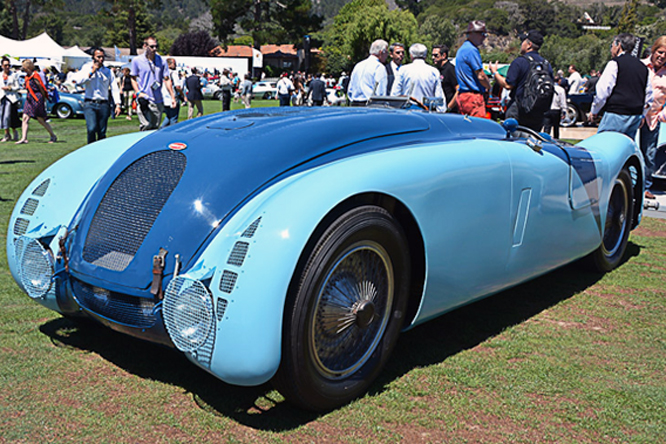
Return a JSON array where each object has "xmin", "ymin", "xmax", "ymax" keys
[{"xmin": 16, "ymin": 59, "xmax": 57, "ymax": 144}]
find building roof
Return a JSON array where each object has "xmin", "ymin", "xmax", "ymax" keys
[{"xmin": 209, "ymin": 44, "xmax": 301, "ymax": 59}]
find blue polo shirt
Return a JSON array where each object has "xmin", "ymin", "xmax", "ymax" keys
[
  {"xmin": 455, "ymin": 40, "xmax": 485, "ymax": 93},
  {"xmin": 130, "ymin": 53, "xmax": 169, "ymax": 103}
]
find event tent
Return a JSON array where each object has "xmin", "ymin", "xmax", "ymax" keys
[{"xmin": 0, "ymin": 32, "xmax": 66, "ymax": 61}]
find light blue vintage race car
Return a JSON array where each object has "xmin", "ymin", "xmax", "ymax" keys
[{"xmin": 7, "ymin": 106, "xmax": 645, "ymax": 411}]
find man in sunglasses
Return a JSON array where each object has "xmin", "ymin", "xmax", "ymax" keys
[
  {"xmin": 455, "ymin": 21, "xmax": 491, "ymax": 118},
  {"xmin": 131, "ymin": 36, "xmax": 177, "ymax": 130}
]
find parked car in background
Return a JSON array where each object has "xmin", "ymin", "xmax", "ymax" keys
[
  {"xmin": 202, "ymin": 82, "xmax": 221, "ymax": 100},
  {"xmin": 17, "ymin": 89, "xmax": 85, "ymax": 119},
  {"xmin": 326, "ymin": 87, "xmax": 346, "ymax": 106},
  {"xmin": 561, "ymin": 93, "xmax": 601, "ymax": 128},
  {"xmin": 252, "ymin": 80, "xmax": 277, "ymax": 99}
]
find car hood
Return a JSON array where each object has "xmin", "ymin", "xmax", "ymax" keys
[{"xmin": 66, "ymin": 107, "xmax": 435, "ymax": 293}]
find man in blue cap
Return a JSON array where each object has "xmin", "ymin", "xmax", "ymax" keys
[{"xmin": 490, "ymin": 30, "xmax": 554, "ymax": 131}]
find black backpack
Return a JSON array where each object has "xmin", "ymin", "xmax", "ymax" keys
[{"xmin": 517, "ymin": 54, "xmax": 554, "ymax": 114}]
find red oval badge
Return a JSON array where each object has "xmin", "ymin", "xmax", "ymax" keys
[{"xmin": 168, "ymin": 142, "xmax": 187, "ymax": 151}]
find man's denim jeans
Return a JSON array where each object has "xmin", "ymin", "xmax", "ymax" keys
[{"xmin": 83, "ymin": 101, "xmax": 111, "ymax": 144}]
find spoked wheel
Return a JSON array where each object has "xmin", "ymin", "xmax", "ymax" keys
[
  {"xmin": 590, "ymin": 168, "xmax": 634, "ymax": 272},
  {"xmin": 560, "ymin": 103, "xmax": 578, "ymax": 127},
  {"xmin": 273, "ymin": 206, "xmax": 410, "ymax": 411}
]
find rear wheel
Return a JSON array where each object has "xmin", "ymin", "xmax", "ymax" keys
[
  {"xmin": 54, "ymin": 103, "xmax": 73, "ymax": 119},
  {"xmin": 273, "ymin": 206, "xmax": 410, "ymax": 411},
  {"xmin": 589, "ymin": 168, "xmax": 634, "ymax": 272},
  {"xmin": 262, "ymin": 92, "xmax": 274, "ymax": 100}
]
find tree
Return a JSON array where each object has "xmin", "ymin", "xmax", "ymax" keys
[
  {"xmin": 170, "ymin": 30, "xmax": 218, "ymax": 56},
  {"xmin": 420, "ymin": 15, "xmax": 457, "ymax": 48},
  {"xmin": 322, "ymin": 0, "xmax": 420, "ymax": 74},
  {"xmin": 105, "ymin": 0, "xmax": 161, "ymax": 55},
  {"xmin": 618, "ymin": 0, "xmax": 639, "ymax": 34},
  {"xmin": 209, "ymin": 0, "xmax": 323, "ymax": 49}
]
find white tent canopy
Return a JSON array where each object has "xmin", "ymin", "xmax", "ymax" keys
[
  {"xmin": 62, "ymin": 45, "xmax": 93, "ymax": 69},
  {"xmin": 0, "ymin": 32, "xmax": 66, "ymax": 61}
]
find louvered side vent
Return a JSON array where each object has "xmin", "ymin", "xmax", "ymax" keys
[
  {"xmin": 219, "ymin": 270, "xmax": 238, "ymax": 294},
  {"xmin": 241, "ymin": 217, "xmax": 261, "ymax": 238},
  {"xmin": 20, "ymin": 198, "xmax": 39, "ymax": 216},
  {"xmin": 13, "ymin": 218, "xmax": 29, "ymax": 236},
  {"xmin": 82, "ymin": 150, "xmax": 186, "ymax": 272},
  {"xmin": 216, "ymin": 297, "xmax": 228, "ymax": 321},
  {"xmin": 227, "ymin": 241, "xmax": 249, "ymax": 266},
  {"xmin": 32, "ymin": 179, "xmax": 50, "ymax": 197}
]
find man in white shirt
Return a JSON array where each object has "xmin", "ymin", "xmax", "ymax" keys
[
  {"xmin": 542, "ymin": 82, "xmax": 567, "ymax": 139},
  {"xmin": 276, "ymin": 73, "xmax": 294, "ymax": 106},
  {"xmin": 76, "ymin": 48, "xmax": 121, "ymax": 143},
  {"xmin": 567, "ymin": 65, "xmax": 583, "ymax": 95},
  {"xmin": 218, "ymin": 68, "xmax": 233, "ymax": 111},
  {"xmin": 347, "ymin": 39, "xmax": 389, "ymax": 106},
  {"xmin": 390, "ymin": 43, "xmax": 445, "ymax": 111},
  {"xmin": 588, "ymin": 33, "xmax": 653, "ymax": 139}
]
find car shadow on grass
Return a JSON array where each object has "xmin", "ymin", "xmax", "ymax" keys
[{"xmin": 37, "ymin": 242, "xmax": 641, "ymax": 431}]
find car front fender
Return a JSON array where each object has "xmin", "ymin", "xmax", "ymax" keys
[{"xmin": 7, "ymin": 132, "xmax": 152, "ymax": 303}]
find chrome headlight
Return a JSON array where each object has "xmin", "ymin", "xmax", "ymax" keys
[
  {"xmin": 16, "ymin": 236, "xmax": 55, "ymax": 299},
  {"xmin": 163, "ymin": 277, "xmax": 214, "ymax": 353}
]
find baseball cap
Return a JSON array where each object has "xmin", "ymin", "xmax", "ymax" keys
[{"xmin": 520, "ymin": 30, "xmax": 544, "ymax": 46}]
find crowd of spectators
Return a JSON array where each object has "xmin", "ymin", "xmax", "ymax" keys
[{"xmin": 2, "ymin": 28, "xmax": 665, "ymax": 196}]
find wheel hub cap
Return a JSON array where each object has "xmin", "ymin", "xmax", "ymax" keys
[{"xmin": 354, "ymin": 299, "xmax": 376, "ymax": 329}]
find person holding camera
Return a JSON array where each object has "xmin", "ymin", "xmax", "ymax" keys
[{"xmin": 76, "ymin": 48, "xmax": 121, "ymax": 143}]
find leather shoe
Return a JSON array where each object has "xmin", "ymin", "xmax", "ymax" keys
[{"xmin": 645, "ymin": 190, "xmax": 656, "ymax": 199}]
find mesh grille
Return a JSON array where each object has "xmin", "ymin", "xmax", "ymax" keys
[
  {"xmin": 32, "ymin": 179, "xmax": 50, "ymax": 197},
  {"xmin": 241, "ymin": 217, "xmax": 261, "ymax": 238},
  {"xmin": 227, "ymin": 241, "xmax": 249, "ymax": 266},
  {"xmin": 82, "ymin": 150, "xmax": 186, "ymax": 271},
  {"xmin": 219, "ymin": 270, "xmax": 238, "ymax": 294},
  {"xmin": 14, "ymin": 218, "xmax": 29, "ymax": 236},
  {"xmin": 20, "ymin": 198, "xmax": 39, "ymax": 216},
  {"xmin": 163, "ymin": 277, "xmax": 214, "ymax": 353},
  {"xmin": 72, "ymin": 279, "xmax": 157, "ymax": 328}
]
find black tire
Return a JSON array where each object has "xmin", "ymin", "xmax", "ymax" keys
[
  {"xmin": 54, "ymin": 103, "xmax": 73, "ymax": 119},
  {"xmin": 589, "ymin": 168, "xmax": 634, "ymax": 272},
  {"xmin": 213, "ymin": 91, "xmax": 221, "ymax": 100},
  {"xmin": 262, "ymin": 92, "xmax": 273, "ymax": 100},
  {"xmin": 273, "ymin": 206, "xmax": 410, "ymax": 411}
]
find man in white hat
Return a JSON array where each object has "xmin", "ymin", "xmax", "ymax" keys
[{"xmin": 454, "ymin": 20, "xmax": 491, "ymax": 117}]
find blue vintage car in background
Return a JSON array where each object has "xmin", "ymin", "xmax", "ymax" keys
[
  {"xmin": 17, "ymin": 89, "xmax": 85, "ymax": 119},
  {"xmin": 7, "ymin": 105, "xmax": 645, "ymax": 411}
]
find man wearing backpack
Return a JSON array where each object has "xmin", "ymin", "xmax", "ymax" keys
[{"xmin": 490, "ymin": 30, "xmax": 554, "ymax": 131}]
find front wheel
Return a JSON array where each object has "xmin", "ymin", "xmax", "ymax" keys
[
  {"xmin": 273, "ymin": 206, "xmax": 411, "ymax": 411},
  {"xmin": 589, "ymin": 168, "xmax": 634, "ymax": 272},
  {"xmin": 560, "ymin": 103, "xmax": 578, "ymax": 127}
]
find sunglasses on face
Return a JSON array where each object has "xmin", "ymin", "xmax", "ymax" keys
[{"xmin": 146, "ymin": 44, "xmax": 158, "ymax": 49}]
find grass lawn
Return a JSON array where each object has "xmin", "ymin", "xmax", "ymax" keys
[{"xmin": 0, "ymin": 104, "xmax": 664, "ymax": 443}]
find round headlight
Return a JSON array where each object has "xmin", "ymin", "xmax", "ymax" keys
[
  {"xmin": 163, "ymin": 277, "xmax": 214, "ymax": 353},
  {"xmin": 17, "ymin": 236, "xmax": 55, "ymax": 299}
]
